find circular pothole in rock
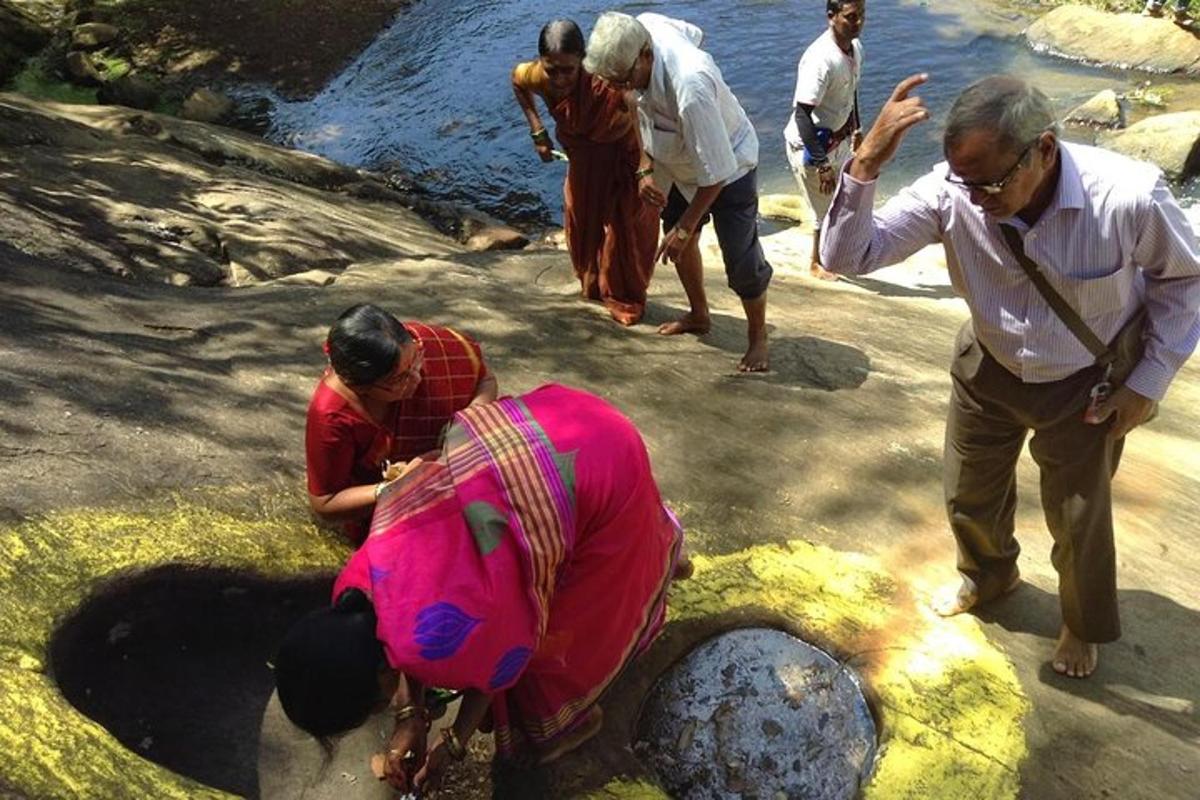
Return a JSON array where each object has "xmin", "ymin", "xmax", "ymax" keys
[
  {"xmin": 636, "ymin": 628, "xmax": 877, "ymax": 799},
  {"xmin": 50, "ymin": 567, "xmax": 332, "ymax": 798}
]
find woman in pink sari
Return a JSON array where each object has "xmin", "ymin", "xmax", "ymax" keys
[{"xmin": 275, "ymin": 384, "xmax": 685, "ymax": 791}]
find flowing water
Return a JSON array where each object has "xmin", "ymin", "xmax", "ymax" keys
[{"xmin": 266, "ymin": 0, "xmax": 1199, "ymax": 227}]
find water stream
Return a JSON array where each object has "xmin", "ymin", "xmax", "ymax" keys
[{"xmin": 266, "ymin": 0, "xmax": 1199, "ymax": 227}]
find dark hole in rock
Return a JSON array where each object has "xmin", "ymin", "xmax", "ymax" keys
[
  {"xmin": 49, "ymin": 567, "xmax": 333, "ymax": 798},
  {"xmin": 636, "ymin": 628, "xmax": 877, "ymax": 800}
]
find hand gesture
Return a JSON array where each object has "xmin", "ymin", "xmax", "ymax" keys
[
  {"xmin": 655, "ymin": 225, "xmax": 692, "ymax": 265},
  {"xmin": 377, "ymin": 717, "xmax": 427, "ymax": 792},
  {"xmin": 413, "ymin": 738, "xmax": 453, "ymax": 794},
  {"xmin": 1087, "ymin": 384, "xmax": 1156, "ymax": 440},
  {"xmin": 817, "ymin": 166, "xmax": 837, "ymax": 195},
  {"xmin": 851, "ymin": 73, "xmax": 930, "ymax": 181},
  {"xmin": 638, "ymin": 175, "xmax": 666, "ymax": 209}
]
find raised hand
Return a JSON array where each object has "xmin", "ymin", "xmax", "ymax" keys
[{"xmin": 851, "ymin": 73, "xmax": 930, "ymax": 181}]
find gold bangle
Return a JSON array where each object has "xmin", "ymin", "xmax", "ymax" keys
[{"xmin": 441, "ymin": 727, "xmax": 468, "ymax": 761}]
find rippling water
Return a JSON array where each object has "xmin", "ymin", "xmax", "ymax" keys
[{"xmin": 267, "ymin": 0, "xmax": 1198, "ymax": 226}]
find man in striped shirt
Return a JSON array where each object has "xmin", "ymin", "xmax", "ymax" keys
[{"xmin": 822, "ymin": 74, "xmax": 1200, "ymax": 678}]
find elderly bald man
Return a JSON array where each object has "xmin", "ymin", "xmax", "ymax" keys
[
  {"xmin": 822, "ymin": 74, "xmax": 1200, "ymax": 678},
  {"xmin": 584, "ymin": 11, "xmax": 772, "ymax": 373}
]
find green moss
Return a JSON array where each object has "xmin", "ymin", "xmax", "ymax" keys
[
  {"xmin": 580, "ymin": 778, "xmax": 671, "ymax": 799},
  {"xmin": 92, "ymin": 53, "xmax": 132, "ymax": 81},
  {"xmin": 7, "ymin": 62, "xmax": 97, "ymax": 105},
  {"xmin": 668, "ymin": 540, "xmax": 1030, "ymax": 800},
  {"xmin": 0, "ymin": 488, "xmax": 348, "ymax": 799}
]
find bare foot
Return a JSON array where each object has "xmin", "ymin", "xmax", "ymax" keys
[
  {"xmin": 1052, "ymin": 625, "xmax": 1099, "ymax": 678},
  {"xmin": 738, "ymin": 339, "xmax": 769, "ymax": 373},
  {"xmin": 657, "ymin": 313, "xmax": 710, "ymax": 336},
  {"xmin": 931, "ymin": 572, "xmax": 1021, "ymax": 617},
  {"xmin": 810, "ymin": 262, "xmax": 840, "ymax": 282},
  {"xmin": 536, "ymin": 706, "xmax": 603, "ymax": 765}
]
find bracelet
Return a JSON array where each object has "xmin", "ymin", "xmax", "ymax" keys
[
  {"xmin": 374, "ymin": 481, "xmax": 388, "ymax": 500},
  {"xmin": 634, "ymin": 166, "xmax": 654, "ymax": 180},
  {"xmin": 441, "ymin": 727, "xmax": 468, "ymax": 761},
  {"xmin": 530, "ymin": 128, "xmax": 551, "ymax": 143},
  {"xmin": 393, "ymin": 704, "xmax": 430, "ymax": 727}
]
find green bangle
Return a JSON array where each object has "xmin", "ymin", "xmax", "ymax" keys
[
  {"xmin": 530, "ymin": 128, "xmax": 551, "ymax": 142},
  {"xmin": 634, "ymin": 166, "xmax": 654, "ymax": 179}
]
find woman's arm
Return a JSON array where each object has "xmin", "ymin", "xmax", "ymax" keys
[
  {"xmin": 381, "ymin": 673, "xmax": 429, "ymax": 791},
  {"xmin": 470, "ymin": 373, "xmax": 499, "ymax": 406},
  {"xmin": 414, "ymin": 689, "xmax": 493, "ymax": 792},
  {"xmin": 512, "ymin": 62, "xmax": 553, "ymax": 162},
  {"xmin": 307, "ymin": 483, "xmax": 380, "ymax": 522}
]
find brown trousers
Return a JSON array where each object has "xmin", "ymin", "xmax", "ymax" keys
[{"xmin": 945, "ymin": 322, "xmax": 1124, "ymax": 643}]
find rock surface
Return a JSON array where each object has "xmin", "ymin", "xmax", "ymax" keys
[
  {"xmin": 1065, "ymin": 88, "xmax": 1124, "ymax": 129},
  {"xmin": 64, "ymin": 49, "xmax": 103, "ymax": 86},
  {"xmin": 97, "ymin": 73, "xmax": 159, "ymax": 110},
  {"xmin": 181, "ymin": 88, "xmax": 234, "ymax": 124},
  {"xmin": 1025, "ymin": 7, "xmax": 1200, "ymax": 76},
  {"xmin": 0, "ymin": 0, "xmax": 51, "ymax": 83},
  {"xmin": 759, "ymin": 193, "xmax": 813, "ymax": 225},
  {"xmin": 1098, "ymin": 110, "xmax": 1200, "ymax": 181},
  {"xmin": 0, "ymin": 92, "xmax": 460, "ymax": 285},
  {"xmin": 70, "ymin": 21, "xmax": 119, "ymax": 49}
]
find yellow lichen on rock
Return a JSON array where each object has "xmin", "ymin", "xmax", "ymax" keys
[
  {"xmin": 580, "ymin": 778, "xmax": 671, "ymax": 799},
  {"xmin": 0, "ymin": 488, "xmax": 348, "ymax": 799},
  {"xmin": 666, "ymin": 540, "xmax": 1029, "ymax": 799}
]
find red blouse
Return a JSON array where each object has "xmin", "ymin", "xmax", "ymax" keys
[{"xmin": 305, "ymin": 322, "xmax": 490, "ymax": 541}]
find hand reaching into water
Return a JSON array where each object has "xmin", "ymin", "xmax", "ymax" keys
[{"xmin": 850, "ymin": 73, "xmax": 930, "ymax": 182}]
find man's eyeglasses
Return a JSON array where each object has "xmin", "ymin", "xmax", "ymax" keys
[{"xmin": 945, "ymin": 139, "xmax": 1039, "ymax": 196}]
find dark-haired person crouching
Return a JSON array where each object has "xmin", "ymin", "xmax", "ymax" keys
[
  {"xmin": 277, "ymin": 384, "xmax": 687, "ymax": 792},
  {"xmin": 304, "ymin": 304, "xmax": 498, "ymax": 544}
]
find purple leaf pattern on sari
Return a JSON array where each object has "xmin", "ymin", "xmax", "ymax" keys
[
  {"xmin": 488, "ymin": 646, "xmax": 533, "ymax": 690},
  {"xmin": 414, "ymin": 602, "xmax": 480, "ymax": 660},
  {"xmin": 369, "ymin": 565, "xmax": 392, "ymax": 583}
]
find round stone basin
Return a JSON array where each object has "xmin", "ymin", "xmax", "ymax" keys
[
  {"xmin": 636, "ymin": 628, "xmax": 877, "ymax": 800},
  {"xmin": 49, "ymin": 568, "xmax": 331, "ymax": 798}
]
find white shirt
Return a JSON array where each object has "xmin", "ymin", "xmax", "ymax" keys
[
  {"xmin": 821, "ymin": 142, "xmax": 1200, "ymax": 401},
  {"xmin": 636, "ymin": 13, "xmax": 758, "ymax": 199},
  {"xmin": 784, "ymin": 29, "xmax": 863, "ymax": 149}
]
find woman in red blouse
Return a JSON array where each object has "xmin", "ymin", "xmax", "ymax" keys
[{"xmin": 305, "ymin": 304, "xmax": 498, "ymax": 544}]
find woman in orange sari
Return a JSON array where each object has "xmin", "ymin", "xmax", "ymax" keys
[{"xmin": 512, "ymin": 19, "xmax": 658, "ymax": 326}]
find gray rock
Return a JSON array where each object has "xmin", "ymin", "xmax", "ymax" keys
[
  {"xmin": 64, "ymin": 50, "xmax": 103, "ymax": 87},
  {"xmin": 180, "ymin": 88, "xmax": 235, "ymax": 124},
  {"xmin": 1025, "ymin": 7, "xmax": 1200, "ymax": 77},
  {"xmin": 461, "ymin": 216, "xmax": 529, "ymax": 251},
  {"xmin": 1066, "ymin": 89, "xmax": 1125, "ymax": 129},
  {"xmin": 98, "ymin": 74, "xmax": 159, "ymax": 111},
  {"xmin": 1099, "ymin": 111, "xmax": 1200, "ymax": 181},
  {"xmin": 71, "ymin": 21, "xmax": 119, "ymax": 50},
  {"xmin": 0, "ymin": 1, "xmax": 52, "ymax": 83}
]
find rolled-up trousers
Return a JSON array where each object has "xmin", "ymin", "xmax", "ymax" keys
[{"xmin": 945, "ymin": 322, "xmax": 1123, "ymax": 643}]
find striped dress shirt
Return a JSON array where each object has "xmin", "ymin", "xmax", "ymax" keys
[{"xmin": 822, "ymin": 142, "xmax": 1200, "ymax": 400}]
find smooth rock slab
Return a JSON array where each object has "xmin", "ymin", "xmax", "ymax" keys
[
  {"xmin": 1025, "ymin": 7, "xmax": 1200, "ymax": 76},
  {"xmin": 637, "ymin": 628, "xmax": 876, "ymax": 800}
]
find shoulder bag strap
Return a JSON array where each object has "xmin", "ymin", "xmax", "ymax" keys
[{"xmin": 998, "ymin": 224, "xmax": 1114, "ymax": 367}]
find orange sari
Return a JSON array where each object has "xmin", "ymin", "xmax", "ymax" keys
[{"xmin": 515, "ymin": 62, "xmax": 658, "ymax": 325}]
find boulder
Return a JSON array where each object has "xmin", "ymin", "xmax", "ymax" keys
[
  {"xmin": 758, "ymin": 193, "xmax": 812, "ymax": 225},
  {"xmin": 98, "ymin": 73, "xmax": 159, "ymax": 111},
  {"xmin": 65, "ymin": 50, "xmax": 103, "ymax": 87},
  {"xmin": 1025, "ymin": 7, "xmax": 1200, "ymax": 76},
  {"xmin": 180, "ymin": 88, "xmax": 234, "ymax": 124},
  {"xmin": 70, "ymin": 21, "xmax": 119, "ymax": 50},
  {"xmin": 463, "ymin": 220, "xmax": 530, "ymax": 251},
  {"xmin": 1098, "ymin": 111, "xmax": 1200, "ymax": 181},
  {"xmin": 1065, "ymin": 89, "xmax": 1124, "ymax": 129},
  {"xmin": 0, "ymin": 1, "xmax": 52, "ymax": 84}
]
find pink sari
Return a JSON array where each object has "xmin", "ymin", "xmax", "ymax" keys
[{"xmin": 334, "ymin": 384, "xmax": 683, "ymax": 757}]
